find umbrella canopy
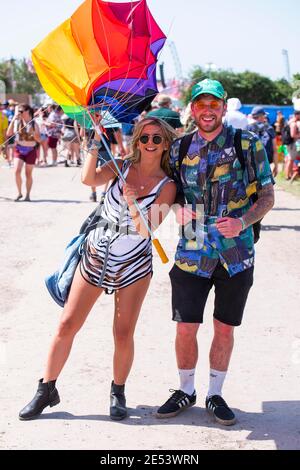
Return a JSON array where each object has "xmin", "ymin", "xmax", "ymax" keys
[{"xmin": 32, "ymin": 0, "xmax": 166, "ymax": 126}]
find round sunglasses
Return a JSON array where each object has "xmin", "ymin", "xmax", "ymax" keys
[{"xmin": 139, "ymin": 134, "xmax": 163, "ymax": 145}]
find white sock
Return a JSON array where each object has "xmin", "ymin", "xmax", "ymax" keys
[
  {"xmin": 207, "ymin": 368, "xmax": 227, "ymax": 398},
  {"xmin": 179, "ymin": 368, "xmax": 196, "ymax": 396}
]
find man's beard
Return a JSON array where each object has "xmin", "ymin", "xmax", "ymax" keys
[{"xmin": 194, "ymin": 114, "xmax": 223, "ymax": 134}]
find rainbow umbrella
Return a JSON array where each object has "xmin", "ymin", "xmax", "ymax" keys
[
  {"xmin": 32, "ymin": 0, "xmax": 166, "ymax": 126},
  {"xmin": 32, "ymin": 0, "xmax": 169, "ymax": 263}
]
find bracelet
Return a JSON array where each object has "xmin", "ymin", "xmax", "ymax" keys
[
  {"xmin": 239, "ymin": 217, "xmax": 246, "ymax": 231},
  {"xmin": 89, "ymin": 144, "xmax": 99, "ymax": 153},
  {"xmin": 91, "ymin": 139, "xmax": 101, "ymax": 148}
]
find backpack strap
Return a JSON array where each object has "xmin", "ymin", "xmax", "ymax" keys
[
  {"xmin": 233, "ymin": 128, "xmax": 245, "ymax": 171},
  {"xmin": 174, "ymin": 131, "xmax": 197, "ymax": 206},
  {"xmin": 234, "ymin": 128, "xmax": 258, "ymax": 185},
  {"xmin": 178, "ymin": 131, "xmax": 197, "ymax": 167}
]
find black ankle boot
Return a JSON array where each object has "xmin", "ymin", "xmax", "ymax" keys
[
  {"xmin": 19, "ymin": 378, "xmax": 60, "ymax": 421},
  {"xmin": 110, "ymin": 381, "xmax": 127, "ymax": 421}
]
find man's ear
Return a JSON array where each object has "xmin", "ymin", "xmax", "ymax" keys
[
  {"xmin": 222, "ymin": 103, "xmax": 227, "ymax": 117},
  {"xmin": 191, "ymin": 102, "xmax": 196, "ymax": 118}
]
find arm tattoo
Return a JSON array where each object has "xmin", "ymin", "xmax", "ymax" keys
[{"xmin": 243, "ymin": 184, "xmax": 274, "ymax": 229}]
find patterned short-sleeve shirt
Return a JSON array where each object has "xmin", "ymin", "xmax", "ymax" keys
[{"xmin": 170, "ymin": 124, "xmax": 274, "ymax": 278}]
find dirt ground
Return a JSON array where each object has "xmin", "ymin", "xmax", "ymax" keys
[{"xmin": 0, "ymin": 162, "xmax": 299, "ymax": 450}]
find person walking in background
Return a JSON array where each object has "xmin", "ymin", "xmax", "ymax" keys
[
  {"xmin": 45, "ymin": 105, "xmax": 63, "ymax": 166},
  {"xmin": 147, "ymin": 94, "xmax": 183, "ymax": 134},
  {"xmin": 18, "ymin": 117, "xmax": 176, "ymax": 422},
  {"xmin": 35, "ymin": 108, "xmax": 49, "ymax": 166},
  {"xmin": 274, "ymin": 110, "xmax": 285, "ymax": 136},
  {"xmin": 106, "ymin": 126, "xmax": 126, "ymax": 158},
  {"xmin": 61, "ymin": 116, "xmax": 81, "ymax": 167},
  {"xmin": 247, "ymin": 106, "xmax": 278, "ymax": 177},
  {"xmin": 6, "ymin": 104, "xmax": 40, "ymax": 202},
  {"xmin": 122, "ymin": 122, "xmax": 134, "ymax": 153},
  {"xmin": 3, "ymin": 100, "xmax": 17, "ymax": 166},
  {"xmin": 156, "ymin": 79, "xmax": 275, "ymax": 426},
  {"xmin": 181, "ymin": 103, "xmax": 197, "ymax": 134},
  {"xmin": 284, "ymin": 110, "xmax": 300, "ymax": 180},
  {"xmin": 0, "ymin": 103, "xmax": 8, "ymax": 161},
  {"xmin": 224, "ymin": 98, "xmax": 248, "ymax": 130}
]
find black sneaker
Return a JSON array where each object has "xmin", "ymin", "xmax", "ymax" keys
[
  {"xmin": 205, "ymin": 395, "xmax": 236, "ymax": 426},
  {"xmin": 156, "ymin": 389, "xmax": 196, "ymax": 418}
]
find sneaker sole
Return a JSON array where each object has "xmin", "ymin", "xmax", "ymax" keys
[
  {"xmin": 206, "ymin": 408, "xmax": 236, "ymax": 426},
  {"xmin": 155, "ymin": 402, "xmax": 196, "ymax": 419}
]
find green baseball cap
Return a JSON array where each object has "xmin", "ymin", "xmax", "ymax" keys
[{"xmin": 191, "ymin": 79, "xmax": 227, "ymax": 102}]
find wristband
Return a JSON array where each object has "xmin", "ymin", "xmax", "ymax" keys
[
  {"xmin": 239, "ymin": 217, "xmax": 246, "ymax": 231},
  {"xmin": 91, "ymin": 138, "xmax": 101, "ymax": 147},
  {"xmin": 89, "ymin": 144, "xmax": 99, "ymax": 153}
]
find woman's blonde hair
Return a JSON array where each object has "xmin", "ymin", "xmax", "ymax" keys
[{"xmin": 126, "ymin": 117, "xmax": 177, "ymax": 177}]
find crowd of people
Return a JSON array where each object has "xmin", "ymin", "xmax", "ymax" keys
[
  {"xmin": 1, "ymin": 79, "xmax": 299, "ymax": 426},
  {"xmin": 1, "ymin": 93, "xmax": 299, "ymax": 203}
]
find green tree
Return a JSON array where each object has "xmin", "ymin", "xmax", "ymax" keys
[
  {"xmin": 182, "ymin": 67, "xmax": 294, "ymax": 105},
  {"xmin": 0, "ymin": 60, "xmax": 12, "ymax": 91},
  {"xmin": 292, "ymin": 73, "xmax": 300, "ymax": 99},
  {"xmin": 0, "ymin": 58, "xmax": 43, "ymax": 95},
  {"xmin": 272, "ymin": 79, "xmax": 293, "ymax": 105},
  {"xmin": 14, "ymin": 59, "xmax": 43, "ymax": 95}
]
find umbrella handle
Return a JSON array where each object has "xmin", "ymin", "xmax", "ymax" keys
[
  {"xmin": 152, "ymin": 238, "xmax": 169, "ymax": 264},
  {"xmin": 93, "ymin": 119, "xmax": 170, "ymax": 265}
]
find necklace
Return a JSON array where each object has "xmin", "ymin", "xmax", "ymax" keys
[
  {"xmin": 136, "ymin": 165, "xmax": 149, "ymax": 190},
  {"xmin": 135, "ymin": 164, "xmax": 161, "ymax": 191}
]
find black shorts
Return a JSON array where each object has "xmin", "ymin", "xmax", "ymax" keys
[{"xmin": 169, "ymin": 262, "xmax": 254, "ymax": 327}]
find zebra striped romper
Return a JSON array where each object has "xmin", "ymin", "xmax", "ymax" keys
[{"xmin": 80, "ymin": 160, "xmax": 173, "ymax": 293}]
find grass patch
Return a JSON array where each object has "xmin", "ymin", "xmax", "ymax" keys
[{"xmin": 275, "ymin": 171, "xmax": 300, "ymax": 198}]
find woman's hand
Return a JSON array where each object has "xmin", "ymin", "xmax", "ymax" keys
[{"xmin": 123, "ymin": 183, "xmax": 138, "ymax": 207}]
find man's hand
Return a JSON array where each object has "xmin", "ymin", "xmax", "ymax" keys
[
  {"xmin": 216, "ymin": 217, "xmax": 243, "ymax": 238},
  {"xmin": 176, "ymin": 207, "xmax": 196, "ymax": 225}
]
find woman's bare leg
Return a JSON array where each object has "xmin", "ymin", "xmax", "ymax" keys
[
  {"xmin": 43, "ymin": 265, "xmax": 104, "ymax": 382},
  {"xmin": 25, "ymin": 164, "xmax": 34, "ymax": 199},
  {"xmin": 14, "ymin": 158, "xmax": 24, "ymax": 197},
  {"xmin": 113, "ymin": 274, "xmax": 151, "ymax": 385},
  {"xmin": 42, "ymin": 141, "xmax": 48, "ymax": 163}
]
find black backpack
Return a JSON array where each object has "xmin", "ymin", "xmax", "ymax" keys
[
  {"xmin": 281, "ymin": 124, "xmax": 294, "ymax": 145},
  {"xmin": 177, "ymin": 129, "xmax": 261, "ymax": 243}
]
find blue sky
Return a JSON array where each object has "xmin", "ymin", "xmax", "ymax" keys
[{"xmin": 1, "ymin": 0, "xmax": 298, "ymax": 80}]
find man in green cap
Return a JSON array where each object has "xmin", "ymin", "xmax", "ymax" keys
[{"xmin": 156, "ymin": 79, "xmax": 275, "ymax": 425}]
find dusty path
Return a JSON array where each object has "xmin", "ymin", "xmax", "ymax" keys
[{"xmin": 0, "ymin": 163, "xmax": 299, "ymax": 450}]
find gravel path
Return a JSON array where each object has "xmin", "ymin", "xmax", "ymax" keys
[{"xmin": 0, "ymin": 163, "xmax": 299, "ymax": 450}]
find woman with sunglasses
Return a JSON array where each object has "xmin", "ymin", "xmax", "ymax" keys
[
  {"xmin": 19, "ymin": 117, "xmax": 177, "ymax": 421},
  {"xmin": 6, "ymin": 103, "xmax": 41, "ymax": 201}
]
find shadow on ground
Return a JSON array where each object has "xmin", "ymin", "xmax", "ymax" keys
[
  {"xmin": 37, "ymin": 400, "xmax": 300, "ymax": 450},
  {"xmin": 262, "ymin": 224, "xmax": 300, "ymax": 232}
]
